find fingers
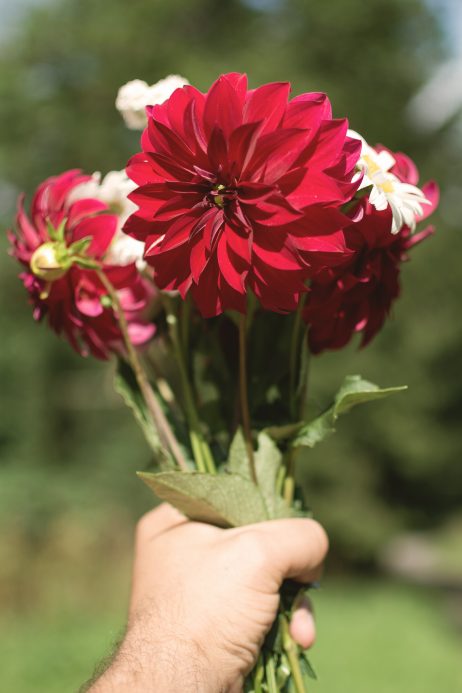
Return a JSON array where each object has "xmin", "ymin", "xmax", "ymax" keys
[
  {"xmin": 289, "ymin": 595, "xmax": 316, "ymax": 649},
  {"xmin": 136, "ymin": 503, "xmax": 188, "ymax": 544},
  {"xmin": 249, "ymin": 518, "xmax": 328, "ymax": 584}
]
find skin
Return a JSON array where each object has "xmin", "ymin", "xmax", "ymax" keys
[{"xmin": 89, "ymin": 504, "xmax": 328, "ymax": 693}]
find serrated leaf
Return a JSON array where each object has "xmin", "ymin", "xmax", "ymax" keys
[
  {"xmin": 138, "ymin": 470, "xmax": 270, "ymax": 527},
  {"xmin": 114, "ymin": 359, "xmax": 171, "ymax": 465},
  {"xmin": 228, "ymin": 427, "xmax": 251, "ymax": 480},
  {"xmin": 255, "ymin": 433, "xmax": 292, "ymax": 519},
  {"xmin": 292, "ymin": 374, "xmax": 407, "ymax": 449},
  {"xmin": 227, "ymin": 430, "xmax": 293, "ymax": 520}
]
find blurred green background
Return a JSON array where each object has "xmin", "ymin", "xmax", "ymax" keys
[{"xmin": 0, "ymin": 0, "xmax": 461, "ymax": 691}]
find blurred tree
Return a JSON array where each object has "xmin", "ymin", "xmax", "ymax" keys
[{"xmin": 0, "ymin": 0, "xmax": 460, "ymax": 566}]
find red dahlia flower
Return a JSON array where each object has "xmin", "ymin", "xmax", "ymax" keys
[
  {"xmin": 304, "ymin": 178, "xmax": 439, "ymax": 353},
  {"xmin": 8, "ymin": 170, "xmax": 155, "ymax": 359},
  {"xmin": 124, "ymin": 72, "xmax": 361, "ymax": 317}
]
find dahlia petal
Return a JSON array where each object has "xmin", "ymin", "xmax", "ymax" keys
[
  {"xmin": 190, "ymin": 235, "xmax": 208, "ymax": 283},
  {"xmin": 405, "ymin": 224, "xmax": 435, "ymax": 249},
  {"xmin": 247, "ymin": 195, "xmax": 303, "ymax": 226},
  {"xmin": 203, "ymin": 208, "xmax": 224, "ymax": 252},
  {"xmin": 244, "ymin": 128, "xmax": 312, "ymax": 182},
  {"xmin": 152, "ymin": 243, "xmax": 192, "ymax": 294},
  {"xmin": 305, "ymin": 118, "xmax": 350, "ymax": 170},
  {"xmin": 16, "ymin": 196, "xmax": 41, "ymax": 249},
  {"xmin": 126, "ymin": 153, "xmax": 164, "ymax": 186},
  {"xmin": 75, "ymin": 287, "xmax": 104, "ymax": 317},
  {"xmin": 154, "ymin": 193, "xmax": 204, "ymax": 222},
  {"xmin": 417, "ymin": 181, "xmax": 439, "ymax": 222},
  {"xmin": 237, "ymin": 181, "xmax": 275, "ymax": 203},
  {"xmin": 149, "ymin": 151, "xmax": 197, "ymax": 180},
  {"xmin": 217, "ymin": 232, "xmax": 246, "ymax": 293},
  {"xmin": 166, "ymin": 86, "xmax": 195, "ymax": 139},
  {"xmin": 104, "ymin": 263, "xmax": 139, "ymax": 288},
  {"xmin": 129, "ymin": 184, "xmax": 171, "ymax": 220},
  {"xmin": 149, "ymin": 119, "xmax": 195, "ymax": 166},
  {"xmin": 71, "ymin": 214, "xmax": 118, "ymax": 258},
  {"xmin": 207, "ymin": 126, "xmax": 229, "ymax": 172},
  {"xmin": 127, "ymin": 321, "xmax": 156, "ymax": 345},
  {"xmin": 283, "ymin": 92, "xmax": 331, "ymax": 129},
  {"xmin": 123, "ymin": 212, "xmax": 158, "ymax": 241},
  {"xmin": 183, "ymin": 97, "xmax": 207, "ymax": 153},
  {"xmin": 389, "ymin": 150, "xmax": 419, "ymax": 185},
  {"xmin": 146, "ymin": 214, "xmax": 194, "ymax": 254},
  {"xmin": 243, "ymin": 82, "xmax": 290, "ymax": 134},
  {"xmin": 203, "ymin": 74, "xmax": 246, "ymax": 138},
  {"xmin": 224, "ymin": 225, "xmax": 252, "ymax": 264},
  {"xmin": 252, "ymin": 239, "xmax": 302, "ymax": 271},
  {"xmin": 228, "ymin": 121, "xmax": 263, "ymax": 174},
  {"xmin": 191, "ymin": 259, "xmax": 223, "ymax": 317},
  {"xmin": 48, "ymin": 170, "xmax": 90, "ymax": 211},
  {"xmin": 67, "ymin": 198, "xmax": 108, "ymax": 228}
]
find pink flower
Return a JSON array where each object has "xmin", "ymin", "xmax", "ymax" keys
[
  {"xmin": 8, "ymin": 170, "xmax": 155, "ymax": 359},
  {"xmin": 125, "ymin": 72, "xmax": 361, "ymax": 317},
  {"xmin": 304, "ymin": 174, "xmax": 439, "ymax": 353}
]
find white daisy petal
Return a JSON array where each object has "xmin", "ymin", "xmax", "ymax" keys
[
  {"xmin": 349, "ymin": 129, "xmax": 431, "ymax": 234},
  {"xmin": 116, "ymin": 74, "xmax": 189, "ymax": 130}
]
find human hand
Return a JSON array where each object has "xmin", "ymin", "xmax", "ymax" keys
[{"xmin": 90, "ymin": 504, "xmax": 328, "ymax": 693}]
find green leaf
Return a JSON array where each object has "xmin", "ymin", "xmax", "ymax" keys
[
  {"xmin": 227, "ymin": 427, "xmax": 251, "ymax": 480},
  {"xmin": 254, "ymin": 433, "xmax": 292, "ymax": 519},
  {"xmin": 300, "ymin": 651, "xmax": 317, "ymax": 680},
  {"xmin": 293, "ymin": 374, "xmax": 407, "ymax": 449},
  {"xmin": 74, "ymin": 256, "xmax": 99, "ymax": 270},
  {"xmin": 68, "ymin": 235, "xmax": 93, "ymax": 256},
  {"xmin": 114, "ymin": 359, "xmax": 171, "ymax": 465},
  {"xmin": 46, "ymin": 217, "xmax": 66, "ymax": 242},
  {"xmin": 263, "ymin": 422, "xmax": 304, "ymax": 442},
  {"xmin": 138, "ymin": 470, "xmax": 270, "ymax": 527},
  {"xmin": 227, "ymin": 430, "xmax": 293, "ymax": 519}
]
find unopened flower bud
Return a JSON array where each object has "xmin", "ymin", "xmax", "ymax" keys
[{"xmin": 30, "ymin": 242, "xmax": 67, "ymax": 281}]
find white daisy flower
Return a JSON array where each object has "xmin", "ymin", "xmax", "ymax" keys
[
  {"xmin": 348, "ymin": 129, "xmax": 431, "ymax": 234},
  {"xmin": 69, "ymin": 170, "xmax": 146, "ymax": 270},
  {"xmin": 116, "ymin": 75, "xmax": 189, "ymax": 130}
]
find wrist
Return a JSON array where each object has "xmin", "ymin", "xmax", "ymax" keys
[{"xmin": 90, "ymin": 615, "xmax": 222, "ymax": 693}]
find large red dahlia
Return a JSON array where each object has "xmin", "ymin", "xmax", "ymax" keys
[
  {"xmin": 124, "ymin": 72, "xmax": 361, "ymax": 317},
  {"xmin": 303, "ymin": 177, "xmax": 439, "ymax": 353},
  {"xmin": 8, "ymin": 170, "xmax": 155, "ymax": 359}
]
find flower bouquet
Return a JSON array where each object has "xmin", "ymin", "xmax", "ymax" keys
[{"xmin": 8, "ymin": 72, "xmax": 438, "ymax": 691}]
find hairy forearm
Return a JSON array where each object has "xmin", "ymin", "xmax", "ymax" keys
[{"xmin": 87, "ymin": 620, "xmax": 225, "ymax": 693}]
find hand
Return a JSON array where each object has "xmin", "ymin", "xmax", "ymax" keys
[{"xmin": 89, "ymin": 504, "xmax": 328, "ymax": 693}]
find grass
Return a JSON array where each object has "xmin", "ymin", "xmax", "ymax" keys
[{"xmin": 1, "ymin": 560, "xmax": 461, "ymax": 693}]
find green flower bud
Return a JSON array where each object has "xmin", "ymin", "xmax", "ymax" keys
[{"xmin": 30, "ymin": 242, "xmax": 67, "ymax": 281}]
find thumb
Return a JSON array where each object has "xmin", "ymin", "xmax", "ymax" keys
[{"xmin": 248, "ymin": 518, "xmax": 328, "ymax": 585}]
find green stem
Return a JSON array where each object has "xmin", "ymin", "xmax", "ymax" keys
[
  {"xmin": 281, "ymin": 614, "xmax": 308, "ymax": 693},
  {"xmin": 298, "ymin": 329, "xmax": 311, "ymax": 421},
  {"xmin": 289, "ymin": 300, "xmax": 304, "ymax": 420},
  {"xmin": 283, "ymin": 453, "xmax": 296, "ymax": 505},
  {"xmin": 96, "ymin": 269, "xmax": 188, "ymax": 471},
  {"xmin": 252, "ymin": 654, "xmax": 264, "ymax": 693},
  {"xmin": 238, "ymin": 313, "xmax": 257, "ymax": 484},
  {"xmin": 164, "ymin": 297, "xmax": 216, "ymax": 474},
  {"xmin": 265, "ymin": 655, "xmax": 278, "ymax": 693}
]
